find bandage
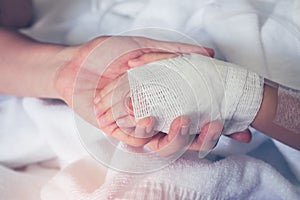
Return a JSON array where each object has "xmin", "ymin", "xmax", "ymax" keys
[
  {"xmin": 127, "ymin": 54, "xmax": 264, "ymax": 135},
  {"xmin": 274, "ymin": 86, "xmax": 300, "ymax": 133}
]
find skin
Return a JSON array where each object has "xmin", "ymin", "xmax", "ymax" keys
[{"xmin": 252, "ymin": 84, "xmax": 300, "ymax": 150}]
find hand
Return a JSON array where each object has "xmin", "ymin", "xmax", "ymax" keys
[
  {"xmin": 147, "ymin": 116, "xmax": 252, "ymax": 157},
  {"xmin": 129, "ymin": 53, "xmax": 252, "ymax": 156},
  {"xmin": 54, "ymin": 35, "xmax": 214, "ymax": 146},
  {"xmin": 95, "ymin": 51, "xmax": 251, "ymax": 155}
]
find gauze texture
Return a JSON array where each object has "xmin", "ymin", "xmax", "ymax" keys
[
  {"xmin": 127, "ymin": 54, "xmax": 264, "ymax": 135},
  {"xmin": 274, "ymin": 86, "xmax": 300, "ymax": 133}
]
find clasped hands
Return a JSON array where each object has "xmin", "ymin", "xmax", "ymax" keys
[{"xmin": 54, "ymin": 36, "xmax": 250, "ymax": 157}]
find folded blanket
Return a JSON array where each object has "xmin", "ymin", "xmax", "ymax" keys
[
  {"xmin": 0, "ymin": 161, "xmax": 57, "ymax": 200},
  {"xmin": 41, "ymin": 153, "xmax": 300, "ymax": 200}
]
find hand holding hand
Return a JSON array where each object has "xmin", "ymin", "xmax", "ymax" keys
[
  {"xmin": 53, "ymin": 35, "xmax": 213, "ymax": 147},
  {"xmin": 95, "ymin": 51, "xmax": 252, "ymax": 157},
  {"xmin": 129, "ymin": 53, "xmax": 252, "ymax": 157}
]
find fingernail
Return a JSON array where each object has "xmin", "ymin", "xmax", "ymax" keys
[{"xmin": 180, "ymin": 125, "xmax": 189, "ymax": 136}]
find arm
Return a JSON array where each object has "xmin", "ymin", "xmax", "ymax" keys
[
  {"xmin": 251, "ymin": 84, "xmax": 300, "ymax": 150},
  {"xmin": 0, "ymin": 28, "xmax": 68, "ymax": 98},
  {"xmin": 0, "ymin": 0, "xmax": 67, "ymax": 98}
]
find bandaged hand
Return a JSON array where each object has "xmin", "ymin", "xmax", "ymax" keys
[
  {"xmin": 94, "ymin": 52, "xmax": 254, "ymax": 156},
  {"xmin": 128, "ymin": 53, "xmax": 264, "ymax": 137}
]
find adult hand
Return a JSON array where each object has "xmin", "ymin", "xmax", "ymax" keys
[{"xmin": 53, "ymin": 35, "xmax": 214, "ymax": 146}]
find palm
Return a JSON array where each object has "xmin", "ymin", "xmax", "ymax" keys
[{"xmin": 55, "ymin": 37, "xmax": 145, "ymax": 127}]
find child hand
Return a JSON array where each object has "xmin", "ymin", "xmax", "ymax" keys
[
  {"xmin": 93, "ymin": 72, "xmax": 155, "ymax": 146},
  {"xmin": 95, "ymin": 51, "xmax": 251, "ymax": 156}
]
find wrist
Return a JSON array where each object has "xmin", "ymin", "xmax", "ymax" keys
[
  {"xmin": 0, "ymin": 28, "xmax": 71, "ymax": 98},
  {"xmin": 51, "ymin": 45, "xmax": 79, "ymax": 102},
  {"xmin": 222, "ymin": 66, "xmax": 264, "ymax": 135},
  {"xmin": 251, "ymin": 83, "xmax": 278, "ymax": 130},
  {"xmin": 29, "ymin": 42, "xmax": 71, "ymax": 99},
  {"xmin": 52, "ymin": 36, "xmax": 109, "ymax": 106}
]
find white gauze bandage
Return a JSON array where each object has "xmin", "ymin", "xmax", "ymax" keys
[{"xmin": 127, "ymin": 54, "xmax": 264, "ymax": 135}]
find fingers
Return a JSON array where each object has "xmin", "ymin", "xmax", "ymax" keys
[
  {"xmin": 166, "ymin": 42, "xmax": 214, "ymax": 57},
  {"xmin": 95, "ymin": 76, "xmax": 133, "ymax": 129},
  {"xmin": 94, "ymin": 67, "xmax": 156, "ymax": 146},
  {"xmin": 147, "ymin": 116, "xmax": 192, "ymax": 157},
  {"xmin": 146, "ymin": 118, "xmax": 224, "ymax": 157},
  {"xmin": 188, "ymin": 121, "xmax": 223, "ymax": 157},
  {"xmin": 134, "ymin": 117, "xmax": 156, "ymax": 138},
  {"xmin": 94, "ymin": 80, "xmax": 157, "ymax": 147},
  {"xmin": 140, "ymin": 37, "xmax": 215, "ymax": 57},
  {"xmin": 128, "ymin": 52, "xmax": 178, "ymax": 67},
  {"xmin": 116, "ymin": 115, "xmax": 136, "ymax": 128},
  {"xmin": 97, "ymin": 99, "xmax": 136, "ymax": 131},
  {"xmin": 97, "ymin": 114, "xmax": 153, "ymax": 146},
  {"xmin": 94, "ymin": 74, "xmax": 130, "ymax": 117},
  {"xmin": 99, "ymin": 116, "xmax": 155, "ymax": 147},
  {"xmin": 94, "ymin": 91, "xmax": 118, "ymax": 117},
  {"xmin": 94, "ymin": 74, "xmax": 128, "ymax": 103},
  {"xmin": 227, "ymin": 129, "xmax": 252, "ymax": 143},
  {"xmin": 103, "ymin": 125, "xmax": 151, "ymax": 147},
  {"xmin": 94, "ymin": 77, "xmax": 121, "ymax": 104}
]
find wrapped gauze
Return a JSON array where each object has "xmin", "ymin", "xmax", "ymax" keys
[{"xmin": 127, "ymin": 54, "xmax": 264, "ymax": 135}]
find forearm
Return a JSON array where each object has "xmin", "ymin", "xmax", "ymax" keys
[
  {"xmin": 0, "ymin": 28, "xmax": 70, "ymax": 98},
  {"xmin": 251, "ymin": 83, "xmax": 300, "ymax": 150}
]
